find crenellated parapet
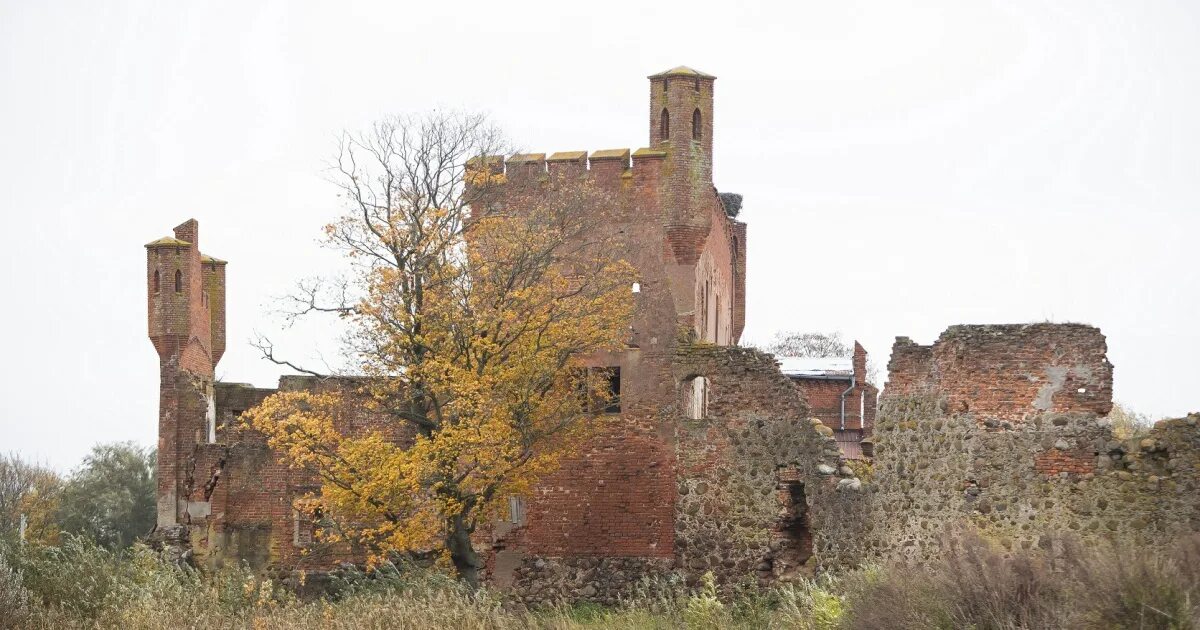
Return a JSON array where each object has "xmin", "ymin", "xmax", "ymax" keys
[{"xmin": 471, "ymin": 147, "xmax": 671, "ymax": 189}]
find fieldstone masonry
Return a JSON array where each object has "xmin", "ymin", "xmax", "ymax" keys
[{"xmin": 865, "ymin": 324, "xmax": 1199, "ymax": 565}]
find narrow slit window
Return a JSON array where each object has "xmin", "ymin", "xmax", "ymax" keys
[
  {"xmin": 692, "ymin": 108, "xmax": 702, "ymax": 141},
  {"xmin": 153, "ymin": 270, "xmax": 160, "ymax": 294},
  {"xmin": 174, "ymin": 269, "xmax": 183, "ymax": 293},
  {"xmin": 660, "ymin": 108, "xmax": 670, "ymax": 142}
]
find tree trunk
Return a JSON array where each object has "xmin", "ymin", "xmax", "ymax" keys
[{"xmin": 447, "ymin": 513, "xmax": 482, "ymax": 588}]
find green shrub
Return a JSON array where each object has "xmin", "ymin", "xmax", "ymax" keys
[{"xmin": 683, "ymin": 571, "xmax": 730, "ymax": 629}]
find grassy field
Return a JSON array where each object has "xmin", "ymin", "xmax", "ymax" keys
[{"xmin": 1, "ymin": 533, "xmax": 1197, "ymax": 629}]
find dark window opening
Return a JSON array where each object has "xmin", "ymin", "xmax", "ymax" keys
[
  {"xmin": 660, "ymin": 108, "xmax": 670, "ymax": 142},
  {"xmin": 578, "ymin": 366, "xmax": 621, "ymax": 413},
  {"xmin": 692, "ymin": 108, "xmax": 702, "ymax": 141},
  {"xmin": 603, "ymin": 367, "xmax": 621, "ymax": 413},
  {"xmin": 153, "ymin": 270, "xmax": 160, "ymax": 294},
  {"xmin": 174, "ymin": 269, "xmax": 183, "ymax": 293}
]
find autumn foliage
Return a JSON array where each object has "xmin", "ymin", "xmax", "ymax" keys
[{"xmin": 246, "ymin": 113, "xmax": 636, "ymax": 584}]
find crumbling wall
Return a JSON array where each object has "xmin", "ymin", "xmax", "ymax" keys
[
  {"xmin": 867, "ymin": 324, "xmax": 1200, "ymax": 565},
  {"xmin": 887, "ymin": 324, "xmax": 1112, "ymax": 420},
  {"xmin": 200, "ymin": 378, "xmax": 416, "ymax": 574},
  {"xmin": 671, "ymin": 345, "xmax": 868, "ymax": 584},
  {"xmin": 506, "ymin": 344, "xmax": 869, "ymax": 604}
]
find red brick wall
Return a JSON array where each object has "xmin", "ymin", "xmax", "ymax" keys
[
  {"xmin": 511, "ymin": 424, "xmax": 675, "ymax": 558},
  {"xmin": 1033, "ymin": 447, "xmax": 1096, "ymax": 477},
  {"xmin": 794, "ymin": 379, "xmax": 853, "ymax": 430},
  {"xmin": 885, "ymin": 324, "xmax": 1113, "ymax": 422}
]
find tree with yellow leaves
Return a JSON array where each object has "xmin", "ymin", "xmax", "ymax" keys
[
  {"xmin": 0, "ymin": 453, "xmax": 61, "ymax": 545},
  {"xmin": 247, "ymin": 112, "xmax": 636, "ymax": 585}
]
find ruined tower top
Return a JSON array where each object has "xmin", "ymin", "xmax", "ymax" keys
[
  {"xmin": 648, "ymin": 65, "xmax": 715, "ymax": 184},
  {"xmin": 145, "ymin": 218, "xmax": 227, "ymax": 373}
]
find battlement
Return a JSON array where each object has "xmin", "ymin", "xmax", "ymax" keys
[
  {"xmin": 472, "ymin": 147, "xmax": 671, "ymax": 186},
  {"xmin": 884, "ymin": 323, "xmax": 1114, "ymax": 421}
]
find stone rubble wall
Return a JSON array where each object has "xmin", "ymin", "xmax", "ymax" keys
[
  {"xmin": 866, "ymin": 324, "xmax": 1200, "ymax": 565},
  {"xmin": 509, "ymin": 556, "xmax": 676, "ymax": 607},
  {"xmin": 671, "ymin": 345, "xmax": 869, "ymax": 583}
]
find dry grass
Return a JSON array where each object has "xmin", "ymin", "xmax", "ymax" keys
[
  {"xmin": 3, "ymin": 532, "xmax": 1199, "ymax": 629},
  {"xmin": 842, "ymin": 532, "xmax": 1200, "ymax": 630}
]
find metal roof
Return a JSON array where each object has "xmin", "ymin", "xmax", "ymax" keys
[{"xmin": 778, "ymin": 356, "xmax": 853, "ymax": 378}]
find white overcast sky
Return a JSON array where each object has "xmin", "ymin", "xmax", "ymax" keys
[{"xmin": 2, "ymin": 0, "xmax": 1198, "ymax": 471}]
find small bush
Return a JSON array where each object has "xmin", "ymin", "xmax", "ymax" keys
[
  {"xmin": 0, "ymin": 546, "xmax": 31, "ymax": 630},
  {"xmin": 16, "ymin": 533, "xmax": 131, "ymax": 619}
]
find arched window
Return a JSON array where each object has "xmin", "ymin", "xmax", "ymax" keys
[
  {"xmin": 660, "ymin": 108, "xmax": 670, "ymax": 142},
  {"xmin": 174, "ymin": 269, "xmax": 183, "ymax": 293},
  {"xmin": 692, "ymin": 108, "xmax": 702, "ymax": 141},
  {"xmin": 153, "ymin": 270, "xmax": 160, "ymax": 294}
]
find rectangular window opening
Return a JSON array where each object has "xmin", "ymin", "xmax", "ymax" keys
[
  {"xmin": 293, "ymin": 509, "xmax": 313, "ymax": 547},
  {"xmin": 508, "ymin": 496, "xmax": 526, "ymax": 525},
  {"xmin": 604, "ymin": 367, "xmax": 621, "ymax": 413},
  {"xmin": 577, "ymin": 366, "xmax": 622, "ymax": 414}
]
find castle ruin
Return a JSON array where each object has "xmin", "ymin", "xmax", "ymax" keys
[{"xmin": 145, "ymin": 67, "xmax": 1200, "ymax": 601}]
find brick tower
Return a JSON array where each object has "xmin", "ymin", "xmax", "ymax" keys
[
  {"xmin": 145, "ymin": 219, "xmax": 226, "ymax": 528},
  {"xmin": 648, "ymin": 66, "xmax": 717, "ymax": 268}
]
